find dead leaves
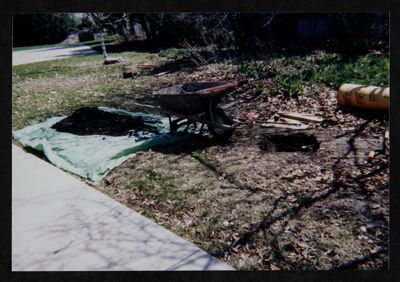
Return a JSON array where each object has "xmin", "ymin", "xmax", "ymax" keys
[{"xmin": 92, "ymin": 54, "xmax": 388, "ymax": 271}]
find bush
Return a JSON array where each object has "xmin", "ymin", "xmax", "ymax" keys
[
  {"xmin": 238, "ymin": 52, "xmax": 389, "ymax": 97},
  {"xmin": 158, "ymin": 48, "xmax": 185, "ymax": 60},
  {"xmin": 315, "ymin": 53, "xmax": 389, "ymax": 88},
  {"xmin": 273, "ymin": 72, "xmax": 305, "ymax": 97},
  {"xmin": 238, "ymin": 61, "xmax": 271, "ymax": 79}
]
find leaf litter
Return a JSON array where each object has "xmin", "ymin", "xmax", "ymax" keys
[{"xmin": 14, "ymin": 51, "xmax": 388, "ymax": 270}]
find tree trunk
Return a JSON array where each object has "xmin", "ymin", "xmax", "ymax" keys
[
  {"xmin": 122, "ymin": 13, "xmax": 132, "ymax": 40},
  {"xmin": 138, "ymin": 14, "xmax": 154, "ymax": 47}
]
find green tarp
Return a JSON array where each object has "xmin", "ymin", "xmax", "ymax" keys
[{"xmin": 13, "ymin": 107, "xmax": 196, "ymax": 183}]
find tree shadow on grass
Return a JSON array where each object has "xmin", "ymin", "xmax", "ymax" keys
[
  {"xmin": 151, "ymin": 133, "xmax": 231, "ymax": 155},
  {"xmin": 207, "ymin": 119, "xmax": 388, "ymax": 269},
  {"xmin": 88, "ymin": 40, "xmax": 160, "ymax": 54},
  {"xmin": 336, "ymin": 246, "xmax": 388, "ymax": 269},
  {"xmin": 151, "ymin": 133, "xmax": 274, "ymax": 195},
  {"xmin": 149, "ymin": 57, "xmax": 198, "ymax": 75},
  {"xmin": 52, "ymin": 48, "xmax": 99, "ymax": 58}
]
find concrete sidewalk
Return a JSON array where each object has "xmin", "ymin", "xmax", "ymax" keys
[{"xmin": 12, "ymin": 144, "xmax": 233, "ymax": 271}]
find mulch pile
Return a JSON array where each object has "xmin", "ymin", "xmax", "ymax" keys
[{"xmin": 51, "ymin": 107, "xmax": 158, "ymax": 136}]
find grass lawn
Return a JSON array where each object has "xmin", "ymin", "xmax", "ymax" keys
[
  {"xmin": 12, "ymin": 47, "xmax": 389, "ymax": 270},
  {"xmin": 12, "ymin": 50, "xmax": 171, "ymax": 130}
]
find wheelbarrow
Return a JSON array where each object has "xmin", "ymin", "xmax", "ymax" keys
[{"xmin": 130, "ymin": 80, "xmax": 247, "ymax": 138}]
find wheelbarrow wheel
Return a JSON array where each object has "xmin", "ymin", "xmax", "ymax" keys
[{"xmin": 207, "ymin": 108, "xmax": 234, "ymax": 139}]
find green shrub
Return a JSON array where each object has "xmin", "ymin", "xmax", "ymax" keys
[
  {"xmin": 238, "ymin": 61, "xmax": 271, "ymax": 79},
  {"xmin": 272, "ymin": 69, "xmax": 305, "ymax": 97},
  {"xmin": 315, "ymin": 53, "xmax": 389, "ymax": 88},
  {"xmin": 240, "ymin": 52, "xmax": 389, "ymax": 97},
  {"xmin": 158, "ymin": 48, "xmax": 185, "ymax": 59}
]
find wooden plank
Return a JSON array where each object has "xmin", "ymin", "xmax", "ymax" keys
[{"xmin": 277, "ymin": 111, "xmax": 323, "ymax": 123}]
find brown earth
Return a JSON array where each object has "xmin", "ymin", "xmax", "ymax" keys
[{"xmin": 96, "ymin": 62, "xmax": 389, "ymax": 270}]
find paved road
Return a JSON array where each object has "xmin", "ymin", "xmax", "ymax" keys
[
  {"xmin": 12, "ymin": 145, "xmax": 233, "ymax": 271},
  {"xmin": 13, "ymin": 45, "xmax": 98, "ymax": 65}
]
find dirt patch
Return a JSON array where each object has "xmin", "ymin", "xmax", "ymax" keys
[
  {"xmin": 93, "ymin": 61, "xmax": 389, "ymax": 270},
  {"xmin": 97, "ymin": 64, "xmax": 389, "ymax": 270},
  {"xmin": 51, "ymin": 107, "xmax": 159, "ymax": 136},
  {"xmin": 259, "ymin": 132, "xmax": 320, "ymax": 152},
  {"xmin": 99, "ymin": 124, "xmax": 388, "ymax": 270}
]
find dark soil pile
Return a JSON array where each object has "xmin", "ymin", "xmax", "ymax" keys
[{"xmin": 51, "ymin": 107, "xmax": 158, "ymax": 136}]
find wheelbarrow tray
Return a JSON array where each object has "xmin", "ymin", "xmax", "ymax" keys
[{"xmin": 153, "ymin": 81, "xmax": 237, "ymax": 115}]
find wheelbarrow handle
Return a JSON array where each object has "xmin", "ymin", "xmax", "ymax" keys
[{"xmin": 200, "ymin": 79, "xmax": 249, "ymax": 94}]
